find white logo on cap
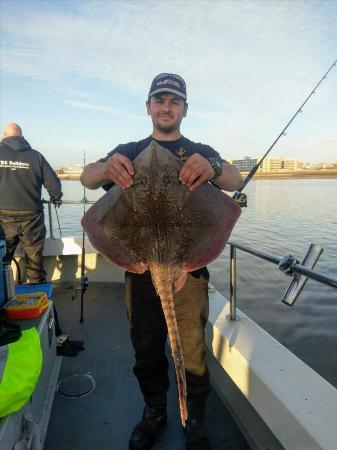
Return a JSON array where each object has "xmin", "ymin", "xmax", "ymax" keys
[{"xmin": 157, "ymin": 79, "xmax": 181, "ymax": 88}]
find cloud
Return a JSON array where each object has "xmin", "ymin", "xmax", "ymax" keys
[
  {"xmin": 63, "ymin": 99, "xmax": 146, "ymax": 120},
  {"xmin": 2, "ymin": 1, "xmax": 335, "ymax": 110},
  {"xmin": 55, "ymin": 87, "xmax": 95, "ymax": 101},
  {"xmin": 1, "ymin": 0, "xmax": 336, "ymax": 162}
]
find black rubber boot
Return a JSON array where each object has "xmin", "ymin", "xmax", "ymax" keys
[
  {"xmin": 129, "ymin": 405, "xmax": 167, "ymax": 450},
  {"xmin": 185, "ymin": 418, "xmax": 210, "ymax": 450}
]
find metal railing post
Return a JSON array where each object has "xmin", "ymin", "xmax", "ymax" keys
[
  {"xmin": 47, "ymin": 202, "xmax": 54, "ymax": 239},
  {"xmin": 230, "ymin": 244, "xmax": 237, "ymax": 320}
]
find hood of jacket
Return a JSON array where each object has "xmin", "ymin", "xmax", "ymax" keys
[{"xmin": 1, "ymin": 136, "xmax": 32, "ymax": 152}]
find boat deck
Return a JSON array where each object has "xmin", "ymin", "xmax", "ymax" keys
[{"xmin": 44, "ymin": 282, "xmax": 250, "ymax": 450}]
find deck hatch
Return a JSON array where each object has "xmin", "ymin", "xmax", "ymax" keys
[{"xmin": 57, "ymin": 374, "xmax": 95, "ymax": 398}]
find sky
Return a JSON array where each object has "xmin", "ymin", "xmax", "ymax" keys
[{"xmin": 0, "ymin": 0, "xmax": 336, "ymax": 167}]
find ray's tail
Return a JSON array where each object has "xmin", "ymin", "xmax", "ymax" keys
[{"xmin": 149, "ymin": 263, "xmax": 188, "ymax": 427}]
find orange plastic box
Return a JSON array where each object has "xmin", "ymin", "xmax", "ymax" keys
[{"xmin": 4, "ymin": 292, "xmax": 50, "ymax": 320}]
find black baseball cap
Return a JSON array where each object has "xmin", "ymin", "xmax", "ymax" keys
[{"xmin": 148, "ymin": 73, "xmax": 187, "ymax": 100}]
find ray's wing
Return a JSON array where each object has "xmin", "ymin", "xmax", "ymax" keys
[{"xmin": 81, "ymin": 141, "xmax": 241, "ymax": 272}]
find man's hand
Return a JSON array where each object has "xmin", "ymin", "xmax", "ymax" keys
[
  {"xmin": 104, "ymin": 153, "xmax": 134, "ymax": 189},
  {"xmin": 179, "ymin": 154, "xmax": 215, "ymax": 191},
  {"xmin": 52, "ymin": 200, "xmax": 62, "ymax": 208}
]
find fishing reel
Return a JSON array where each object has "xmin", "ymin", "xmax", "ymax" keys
[
  {"xmin": 233, "ymin": 191, "xmax": 247, "ymax": 208},
  {"xmin": 71, "ymin": 276, "xmax": 89, "ymax": 301}
]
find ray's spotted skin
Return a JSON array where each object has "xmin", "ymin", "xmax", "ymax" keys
[{"xmin": 81, "ymin": 141, "xmax": 241, "ymax": 425}]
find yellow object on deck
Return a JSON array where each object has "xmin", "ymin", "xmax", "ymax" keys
[{"xmin": 4, "ymin": 292, "xmax": 50, "ymax": 320}]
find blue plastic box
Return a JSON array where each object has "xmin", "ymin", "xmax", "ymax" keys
[{"xmin": 15, "ymin": 283, "xmax": 54, "ymax": 299}]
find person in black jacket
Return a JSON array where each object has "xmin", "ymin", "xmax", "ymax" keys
[
  {"xmin": 0, "ymin": 123, "xmax": 63, "ymax": 283},
  {"xmin": 81, "ymin": 74, "xmax": 243, "ymax": 450}
]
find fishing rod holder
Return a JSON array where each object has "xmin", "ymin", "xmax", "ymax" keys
[
  {"xmin": 278, "ymin": 255, "xmax": 299, "ymax": 275},
  {"xmin": 228, "ymin": 241, "xmax": 337, "ymax": 320}
]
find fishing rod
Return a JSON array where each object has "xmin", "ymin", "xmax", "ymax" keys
[
  {"xmin": 54, "ymin": 202, "xmax": 63, "ymax": 237},
  {"xmin": 42, "ymin": 198, "xmax": 63, "ymax": 237},
  {"xmin": 72, "ymin": 150, "xmax": 89, "ymax": 322},
  {"xmin": 233, "ymin": 59, "xmax": 337, "ymax": 208}
]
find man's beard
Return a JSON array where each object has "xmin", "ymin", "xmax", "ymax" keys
[
  {"xmin": 155, "ymin": 118, "xmax": 182, "ymax": 134},
  {"xmin": 156, "ymin": 123, "xmax": 178, "ymax": 134}
]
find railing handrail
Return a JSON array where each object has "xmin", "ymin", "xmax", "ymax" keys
[
  {"xmin": 43, "ymin": 198, "xmax": 96, "ymax": 238},
  {"xmin": 228, "ymin": 240, "xmax": 337, "ymax": 320},
  {"xmin": 42, "ymin": 199, "xmax": 96, "ymax": 205},
  {"xmin": 229, "ymin": 241, "xmax": 337, "ymax": 290},
  {"xmin": 43, "ymin": 203, "xmax": 337, "ymax": 317}
]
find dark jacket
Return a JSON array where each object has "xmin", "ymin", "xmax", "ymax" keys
[{"xmin": 0, "ymin": 136, "xmax": 62, "ymax": 211}]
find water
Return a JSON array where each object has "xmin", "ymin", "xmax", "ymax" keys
[{"xmin": 44, "ymin": 179, "xmax": 337, "ymax": 387}]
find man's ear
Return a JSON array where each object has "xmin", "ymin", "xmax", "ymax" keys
[
  {"xmin": 146, "ymin": 100, "xmax": 151, "ymax": 115},
  {"xmin": 183, "ymin": 102, "xmax": 188, "ymax": 118}
]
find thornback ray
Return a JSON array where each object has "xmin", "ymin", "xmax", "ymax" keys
[{"xmin": 81, "ymin": 141, "xmax": 241, "ymax": 426}]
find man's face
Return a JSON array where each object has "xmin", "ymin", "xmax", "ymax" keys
[{"xmin": 146, "ymin": 93, "xmax": 188, "ymax": 134}]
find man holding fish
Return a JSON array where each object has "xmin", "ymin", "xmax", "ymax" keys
[{"xmin": 81, "ymin": 73, "xmax": 243, "ymax": 450}]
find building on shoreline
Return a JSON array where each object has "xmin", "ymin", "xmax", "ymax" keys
[
  {"xmin": 230, "ymin": 156, "xmax": 299, "ymax": 172},
  {"xmin": 229, "ymin": 157, "xmax": 258, "ymax": 172},
  {"xmin": 302, "ymin": 162, "xmax": 337, "ymax": 170},
  {"xmin": 259, "ymin": 156, "xmax": 299, "ymax": 172},
  {"xmin": 55, "ymin": 165, "xmax": 83, "ymax": 176}
]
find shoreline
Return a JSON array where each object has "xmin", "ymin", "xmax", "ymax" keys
[
  {"xmin": 58, "ymin": 170, "xmax": 337, "ymax": 181},
  {"xmin": 241, "ymin": 170, "xmax": 337, "ymax": 179}
]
